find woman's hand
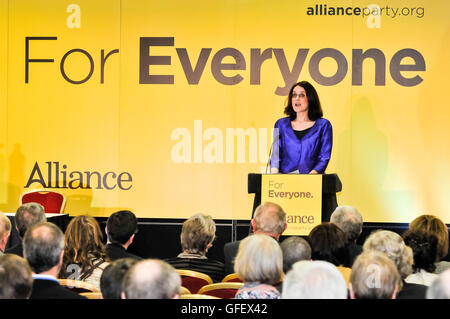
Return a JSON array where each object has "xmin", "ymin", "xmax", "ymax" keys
[
  {"xmin": 271, "ymin": 167, "xmax": 279, "ymax": 174},
  {"xmin": 309, "ymin": 170, "xmax": 318, "ymax": 174}
]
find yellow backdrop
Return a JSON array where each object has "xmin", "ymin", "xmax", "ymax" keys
[{"xmin": 1, "ymin": 0, "xmax": 449, "ymax": 223}]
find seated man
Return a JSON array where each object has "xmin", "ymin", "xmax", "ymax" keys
[
  {"xmin": 105, "ymin": 210, "xmax": 142, "ymax": 261},
  {"xmin": 165, "ymin": 214, "xmax": 224, "ymax": 282},
  {"xmin": 349, "ymin": 250, "xmax": 401, "ymax": 299},
  {"xmin": 224, "ymin": 202, "xmax": 287, "ymax": 275},
  {"xmin": 0, "ymin": 254, "xmax": 33, "ymax": 299},
  {"xmin": 122, "ymin": 259, "xmax": 181, "ymax": 299},
  {"xmin": 100, "ymin": 258, "xmax": 139, "ymax": 299},
  {"xmin": 0, "ymin": 212, "xmax": 11, "ymax": 255},
  {"xmin": 330, "ymin": 205, "xmax": 364, "ymax": 267},
  {"xmin": 6, "ymin": 203, "xmax": 46, "ymax": 257},
  {"xmin": 23, "ymin": 222, "xmax": 85, "ymax": 299}
]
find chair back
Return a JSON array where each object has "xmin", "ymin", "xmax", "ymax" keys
[
  {"xmin": 58, "ymin": 279, "xmax": 100, "ymax": 294},
  {"xmin": 176, "ymin": 269, "xmax": 213, "ymax": 294},
  {"xmin": 80, "ymin": 292, "xmax": 103, "ymax": 299},
  {"xmin": 222, "ymin": 273, "xmax": 243, "ymax": 283},
  {"xmin": 21, "ymin": 189, "xmax": 66, "ymax": 213},
  {"xmin": 198, "ymin": 282, "xmax": 244, "ymax": 299},
  {"xmin": 179, "ymin": 286, "xmax": 191, "ymax": 295},
  {"xmin": 180, "ymin": 294, "xmax": 220, "ymax": 299}
]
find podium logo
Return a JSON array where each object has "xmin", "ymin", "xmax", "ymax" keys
[{"xmin": 25, "ymin": 161, "xmax": 133, "ymax": 190}]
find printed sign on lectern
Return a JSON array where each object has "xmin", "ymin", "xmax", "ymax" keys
[{"xmin": 261, "ymin": 174, "xmax": 322, "ymax": 236}]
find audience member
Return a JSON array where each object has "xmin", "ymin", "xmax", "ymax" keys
[
  {"xmin": 403, "ymin": 230, "xmax": 439, "ymax": 286},
  {"xmin": 165, "ymin": 214, "xmax": 224, "ymax": 282},
  {"xmin": 59, "ymin": 215, "xmax": 110, "ymax": 288},
  {"xmin": 100, "ymin": 258, "xmax": 139, "ymax": 299},
  {"xmin": 330, "ymin": 205, "xmax": 363, "ymax": 267},
  {"xmin": 363, "ymin": 230, "xmax": 427, "ymax": 299},
  {"xmin": 0, "ymin": 254, "xmax": 33, "ymax": 299},
  {"xmin": 280, "ymin": 236, "xmax": 311, "ymax": 273},
  {"xmin": 426, "ymin": 268, "xmax": 450, "ymax": 299},
  {"xmin": 5, "ymin": 203, "xmax": 46, "ymax": 256},
  {"xmin": 23, "ymin": 222, "xmax": 85, "ymax": 299},
  {"xmin": 408, "ymin": 215, "xmax": 450, "ymax": 274},
  {"xmin": 349, "ymin": 250, "xmax": 401, "ymax": 299},
  {"xmin": 234, "ymin": 234, "xmax": 283, "ymax": 299},
  {"xmin": 224, "ymin": 202, "xmax": 286, "ymax": 274},
  {"xmin": 122, "ymin": 259, "xmax": 181, "ymax": 299},
  {"xmin": 308, "ymin": 222, "xmax": 349, "ymax": 267},
  {"xmin": 0, "ymin": 212, "xmax": 12, "ymax": 254},
  {"xmin": 282, "ymin": 260, "xmax": 347, "ymax": 299},
  {"xmin": 105, "ymin": 210, "xmax": 142, "ymax": 261}
]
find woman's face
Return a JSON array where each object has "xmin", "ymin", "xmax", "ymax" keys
[{"xmin": 291, "ymin": 85, "xmax": 308, "ymax": 113}]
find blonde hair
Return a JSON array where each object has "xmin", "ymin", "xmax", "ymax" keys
[
  {"xmin": 180, "ymin": 214, "xmax": 216, "ymax": 254},
  {"xmin": 363, "ymin": 230, "xmax": 413, "ymax": 279},
  {"xmin": 234, "ymin": 234, "xmax": 283, "ymax": 285},
  {"xmin": 409, "ymin": 215, "xmax": 449, "ymax": 261},
  {"xmin": 350, "ymin": 250, "xmax": 401, "ymax": 299}
]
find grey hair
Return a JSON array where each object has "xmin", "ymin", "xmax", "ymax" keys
[
  {"xmin": 282, "ymin": 260, "xmax": 348, "ymax": 299},
  {"xmin": 330, "ymin": 206, "xmax": 363, "ymax": 242},
  {"xmin": 426, "ymin": 269, "xmax": 450, "ymax": 299},
  {"xmin": 23, "ymin": 222, "xmax": 64, "ymax": 274},
  {"xmin": 254, "ymin": 202, "xmax": 286, "ymax": 235},
  {"xmin": 280, "ymin": 236, "xmax": 311, "ymax": 273},
  {"xmin": 15, "ymin": 203, "xmax": 46, "ymax": 238},
  {"xmin": 122, "ymin": 259, "xmax": 181, "ymax": 299}
]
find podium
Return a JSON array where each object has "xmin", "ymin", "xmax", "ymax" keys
[{"xmin": 248, "ymin": 173, "xmax": 342, "ymax": 225}]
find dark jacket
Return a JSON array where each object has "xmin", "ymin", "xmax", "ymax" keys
[
  {"xmin": 105, "ymin": 243, "xmax": 143, "ymax": 262},
  {"xmin": 30, "ymin": 278, "xmax": 86, "ymax": 299}
]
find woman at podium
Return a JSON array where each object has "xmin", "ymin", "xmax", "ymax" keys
[{"xmin": 270, "ymin": 81, "xmax": 332, "ymax": 174}]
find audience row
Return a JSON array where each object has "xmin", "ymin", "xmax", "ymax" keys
[{"xmin": 0, "ymin": 201, "xmax": 449, "ymax": 299}]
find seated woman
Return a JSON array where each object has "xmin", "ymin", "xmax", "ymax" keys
[
  {"xmin": 59, "ymin": 215, "xmax": 110, "ymax": 288},
  {"xmin": 165, "ymin": 214, "xmax": 224, "ymax": 283},
  {"xmin": 234, "ymin": 234, "xmax": 283, "ymax": 299},
  {"xmin": 403, "ymin": 230, "xmax": 439, "ymax": 286},
  {"xmin": 408, "ymin": 215, "xmax": 450, "ymax": 274},
  {"xmin": 308, "ymin": 222, "xmax": 350, "ymax": 267}
]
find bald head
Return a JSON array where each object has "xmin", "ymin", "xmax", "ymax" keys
[
  {"xmin": 427, "ymin": 269, "xmax": 450, "ymax": 299},
  {"xmin": 252, "ymin": 202, "xmax": 286, "ymax": 238},
  {"xmin": 122, "ymin": 259, "xmax": 181, "ymax": 299}
]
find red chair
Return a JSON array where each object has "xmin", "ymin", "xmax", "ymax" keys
[
  {"xmin": 176, "ymin": 270, "xmax": 213, "ymax": 294},
  {"xmin": 222, "ymin": 273, "xmax": 243, "ymax": 283},
  {"xmin": 20, "ymin": 189, "xmax": 66, "ymax": 213},
  {"xmin": 197, "ymin": 282, "xmax": 244, "ymax": 299}
]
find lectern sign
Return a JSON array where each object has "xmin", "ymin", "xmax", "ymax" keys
[{"xmin": 261, "ymin": 174, "xmax": 322, "ymax": 236}]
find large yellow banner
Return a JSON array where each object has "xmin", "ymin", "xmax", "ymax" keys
[{"xmin": 0, "ymin": 0, "xmax": 449, "ymax": 223}]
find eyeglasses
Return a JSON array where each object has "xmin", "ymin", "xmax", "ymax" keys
[{"xmin": 292, "ymin": 93, "xmax": 306, "ymax": 99}]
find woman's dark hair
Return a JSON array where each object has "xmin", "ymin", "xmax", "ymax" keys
[
  {"xmin": 403, "ymin": 230, "xmax": 438, "ymax": 273},
  {"xmin": 308, "ymin": 222, "xmax": 349, "ymax": 267},
  {"xmin": 284, "ymin": 81, "xmax": 323, "ymax": 121}
]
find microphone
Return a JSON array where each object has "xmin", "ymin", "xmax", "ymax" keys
[{"xmin": 265, "ymin": 129, "xmax": 280, "ymax": 174}]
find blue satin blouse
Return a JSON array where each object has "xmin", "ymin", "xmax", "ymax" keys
[{"xmin": 270, "ymin": 117, "xmax": 333, "ymax": 174}]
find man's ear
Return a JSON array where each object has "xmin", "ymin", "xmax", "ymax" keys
[{"xmin": 251, "ymin": 219, "xmax": 256, "ymax": 233}]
